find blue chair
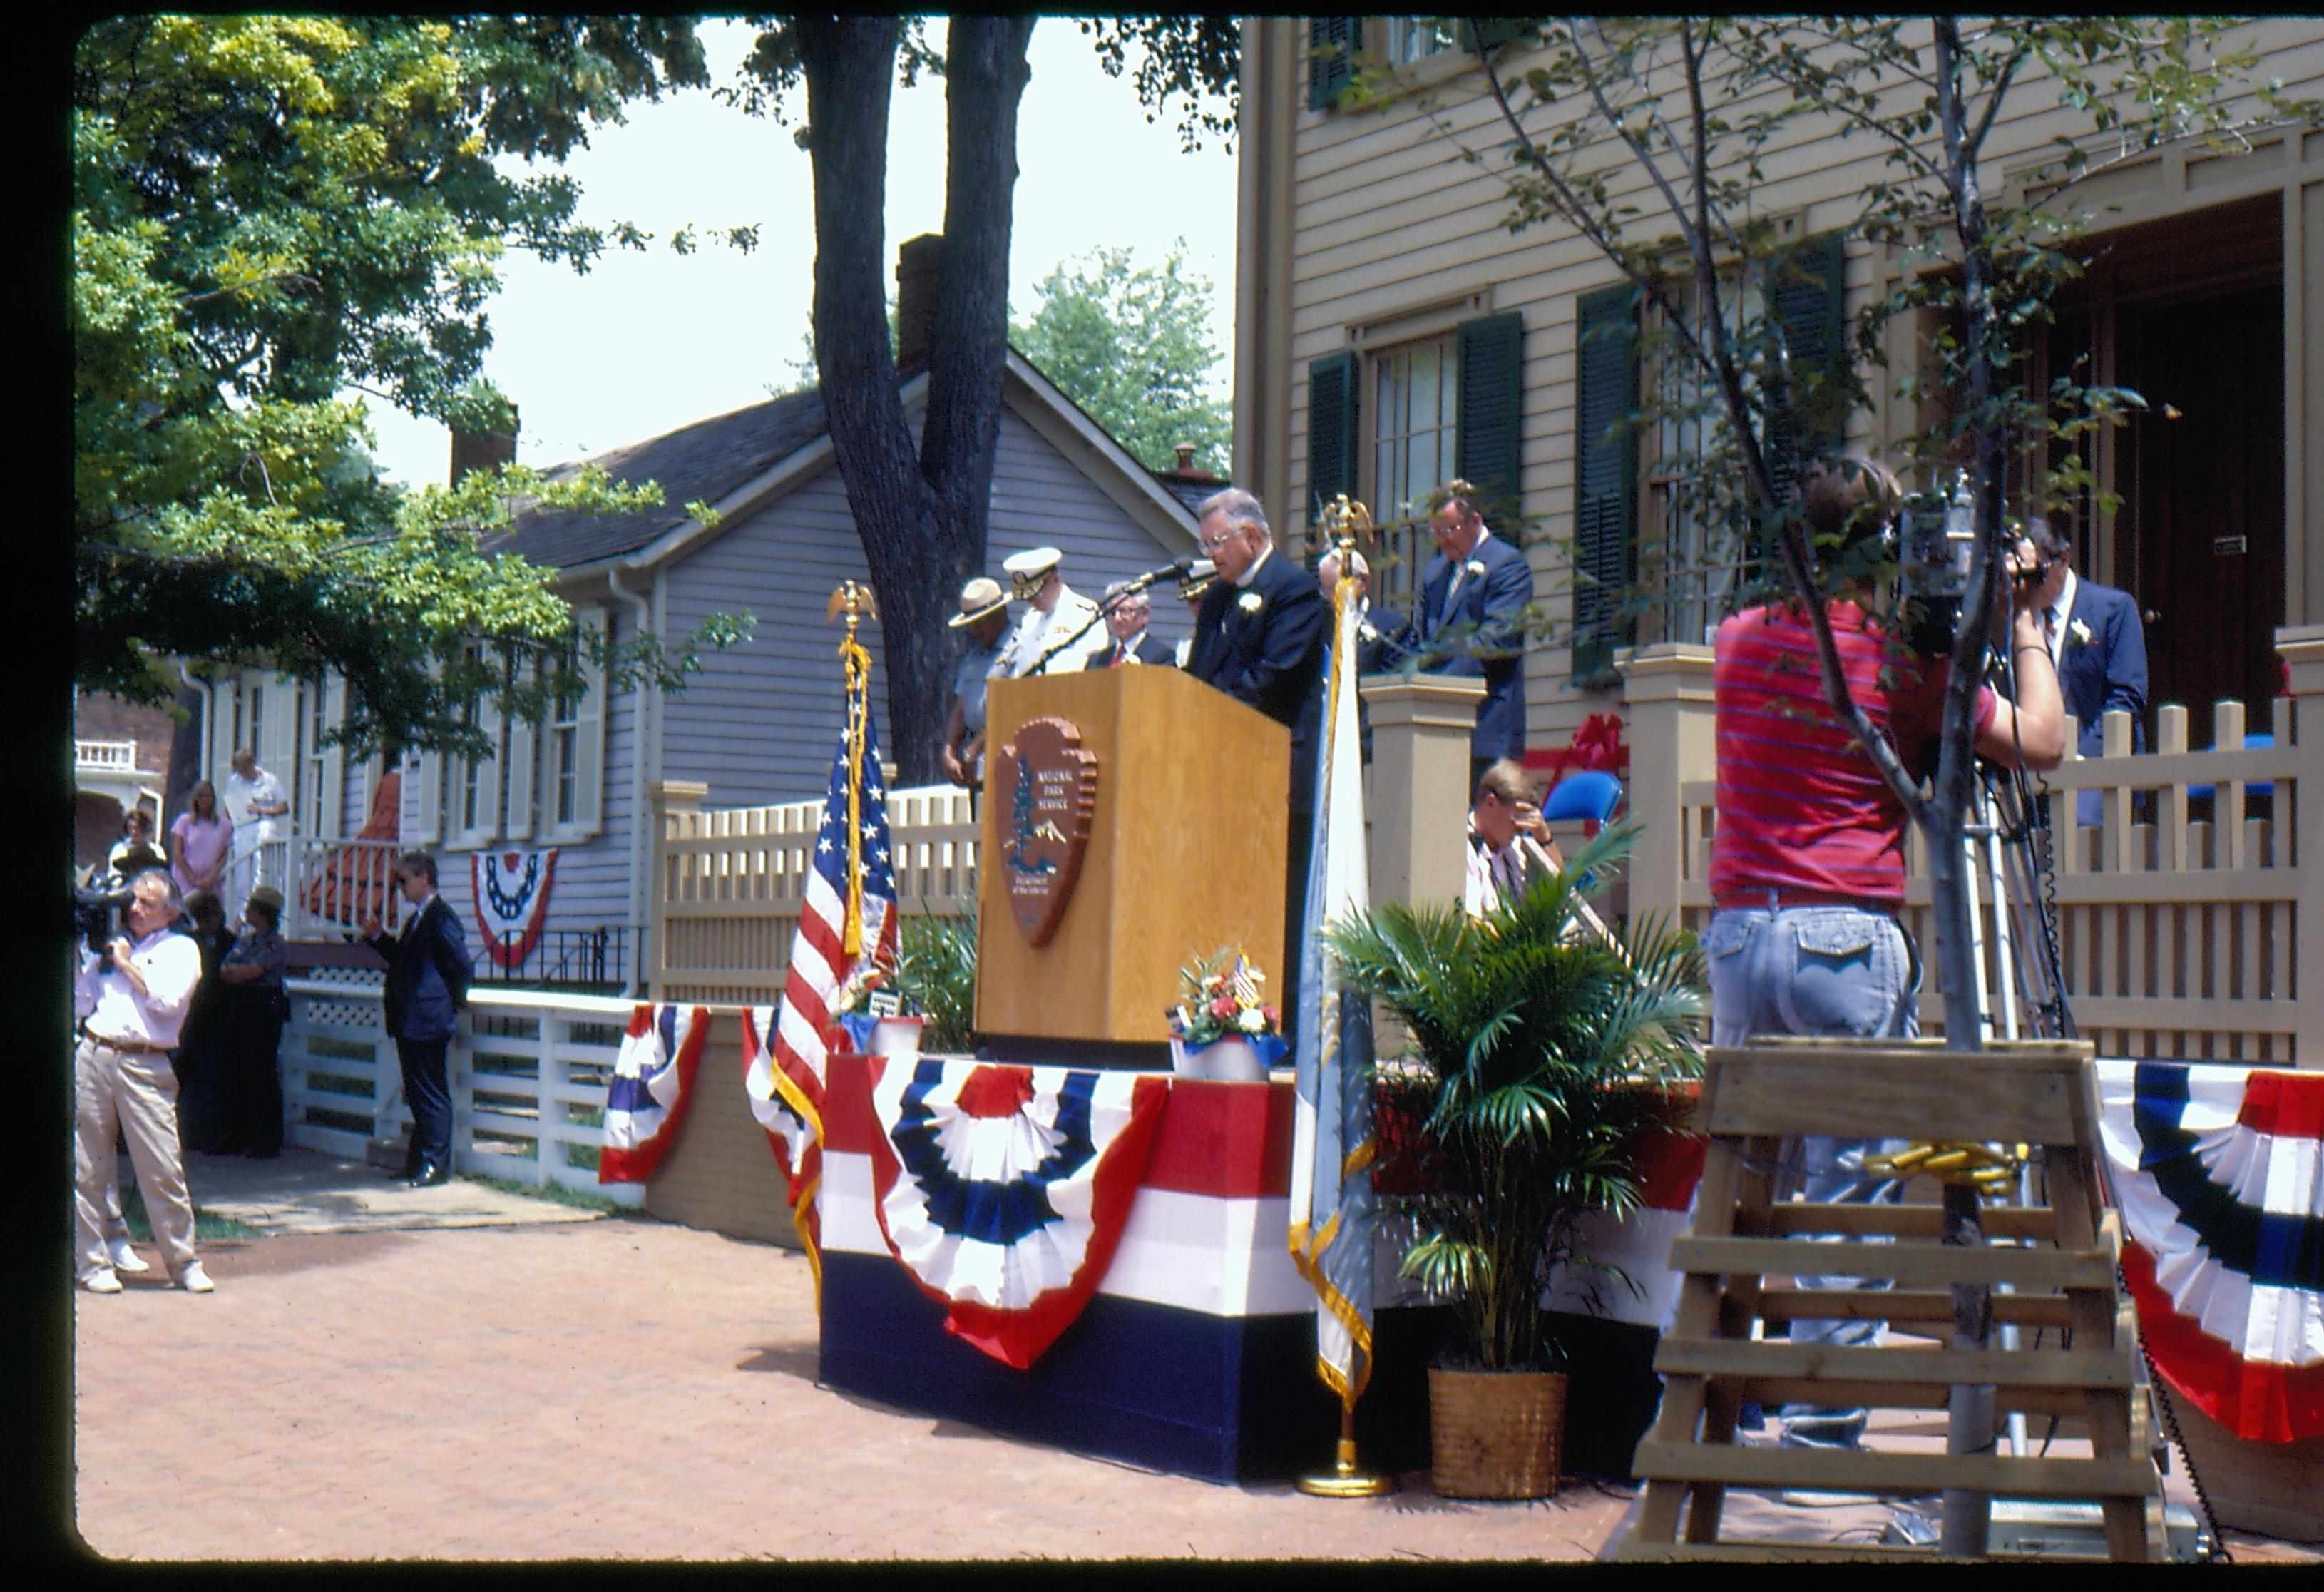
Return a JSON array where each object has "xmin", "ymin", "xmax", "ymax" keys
[
  {"xmin": 1541, "ymin": 770, "xmax": 1623, "ymax": 832},
  {"xmin": 2186, "ymin": 732, "xmax": 2273, "ymax": 805}
]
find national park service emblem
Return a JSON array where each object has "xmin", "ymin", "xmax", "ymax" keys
[{"xmin": 995, "ymin": 716, "xmax": 1099, "ymax": 946}]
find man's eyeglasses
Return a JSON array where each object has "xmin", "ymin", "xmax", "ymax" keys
[{"xmin": 1199, "ymin": 533, "xmax": 1238, "ymax": 554}]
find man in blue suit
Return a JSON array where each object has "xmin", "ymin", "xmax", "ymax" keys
[
  {"xmin": 361, "ymin": 850, "xmax": 471, "ymax": 1187},
  {"xmin": 1188, "ymin": 487, "xmax": 1328, "ymax": 1033},
  {"xmin": 1410, "ymin": 480, "xmax": 1535, "ymax": 792},
  {"xmin": 2013, "ymin": 519, "xmax": 2147, "ymax": 825}
]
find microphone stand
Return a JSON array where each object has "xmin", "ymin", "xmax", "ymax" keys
[{"xmin": 1019, "ymin": 563, "xmax": 1189, "ymax": 678}]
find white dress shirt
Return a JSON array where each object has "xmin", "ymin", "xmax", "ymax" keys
[
  {"xmin": 998, "ymin": 585, "xmax": 1109, "ymax": 677},
  {"xmin": 77, "ymin": 927, "xmax": 203, "ymax": 1048},
  {"xmin": 225, "ymin": 766, "xmax": 289, "ymax": 854},
  {"xmin": 2040, "ymin": 566, "xmax": 2079, "ymax": 671}
]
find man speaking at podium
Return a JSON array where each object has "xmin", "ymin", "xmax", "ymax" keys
[{"xmin": 1186, "ymin": 487, "xmax": 1328, "ymax": 1030}]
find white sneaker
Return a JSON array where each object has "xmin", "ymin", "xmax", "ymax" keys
[
  {"xmin": 81, "ymin": 1270, "xmax": 123, "ymax": 1295},
  {"xmin": 107, "ymin": 1237, "xmax": 150, "ymax": 1274},
  {"xmin": 175, "ymin": 1262, "xmax": 215, "ymax": 1295}
]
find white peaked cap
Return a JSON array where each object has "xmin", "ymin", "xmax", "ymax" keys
[{"xmin": 1002, "ymin": 546, "xmax": 1063, "ymax": 579}]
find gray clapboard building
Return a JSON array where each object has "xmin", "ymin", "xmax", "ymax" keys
[{"xmin": 390, "ymin": 349, "xmax": 1209, "ymax": 989}]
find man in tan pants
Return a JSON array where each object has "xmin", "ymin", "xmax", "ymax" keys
[{"xmin": 73, "ymin": 869, "xmax": 212, "ymax": 1294}]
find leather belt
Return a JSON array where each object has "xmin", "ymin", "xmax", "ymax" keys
[
  {"xmin": 1715, "ymin": 887, "xmax": 1899, "ymax": 917},
  {"xmin": 79, "ymin": 1029, "xmax": 172, "ymax": 1055}
]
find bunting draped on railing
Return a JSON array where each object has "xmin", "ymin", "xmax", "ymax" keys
[
  {"xmin": 865, "ymin": 1058, "xmax": 1168, "ymax": 1370},
  {"xmin": 598, "ymin": 1003, "xmax": 710, "ymax": 1183},
  {"xmin": 472, "ymin": 847, "xmax": 558, "ymax": 969},
  {"xmin": 2097, "ymin": 1059, "xmax": 2324, "ymax": 1442}
]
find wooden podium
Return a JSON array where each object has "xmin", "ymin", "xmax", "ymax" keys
[{"xmin": 976, "ymin": 664, "xmax": 1289, "ymax": 1048}]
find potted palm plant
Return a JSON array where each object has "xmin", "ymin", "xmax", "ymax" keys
[
  {"xmin": 1326, "ymin": 821, "xmax": 1704, "ymax": 1499},
  {"xmin": 896, "ymin": 910, "xmax": 978, "ymax": 1054}
]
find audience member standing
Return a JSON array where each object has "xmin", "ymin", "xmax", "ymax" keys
[
  {"xmin": 107, "ymin": 808, "xmax": 167, "ymax": 878},
  {"xmin": 172, "ymin": 889, "xmax": 237, "ymax": 1155},
  {"xmin": 215, "ymin": 885, "xmax": 290, "ymax": 1158},
  {"xmin": 74, "ymin": 869, "xmax": 213, "ymax": 1294},
  {"xmin": 168, "ymin": 780, "xmax": 232, "ymax": 902},
  {"xmin": 223, "ymin": 747, "xmax": 290, "ymax": 905},
  {"xmin": 361, "ymin": 852, "xmax": 471, "ymax": 1187}
]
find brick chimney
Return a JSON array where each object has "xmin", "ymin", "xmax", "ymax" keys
[
  {"xmin": 450, "ymin": 412, "xmax": 518, "ymax": 486},
  {"xmin": 895, "ymin": 233, "xmax": 943, "ymax": 371}
]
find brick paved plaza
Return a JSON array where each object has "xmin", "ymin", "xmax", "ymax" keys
[{"xmin": 68, "ymin": 1148, "xmax": 2316, "ymax": 1563}]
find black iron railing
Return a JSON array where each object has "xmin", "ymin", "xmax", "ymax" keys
[{"xmin": 469, "ymin": 926, "xmax": 628, "ymax": 995}]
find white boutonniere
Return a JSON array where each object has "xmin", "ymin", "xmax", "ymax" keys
[
  {"xmin": 1465, "ymin": 559, "xmax": 1487, "ymax": 579},
  {"xmin": 2069, "ymin": 617, "xmax": 2094, "ymax": 648},
  {"xmin": 1237, "ymin": 591, "xmax": 1264, "ymax": 616}
]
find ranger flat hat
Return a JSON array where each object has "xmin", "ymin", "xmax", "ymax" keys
[
  {"xmin": 1002, "ymin": 546, "xmax": 1063, "ymax": 594},
  {"xmin": 948, "ymin": 576, "xmax": 1009, "ymax": 628},
  {"xmin": 246, "ymin": 884, "xmax": 285, "ymax": 914}
]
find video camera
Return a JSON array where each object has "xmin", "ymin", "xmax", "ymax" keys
[
  {"xmin": 1896, "ymin": 470, "xmax": 2062, "ymax": 658},
  {"xmin": 75, "ymin": 872, "xmax": 135, "ymax": 965},
  {"xmin": 1896, "ymin": 474, "xmax": 1979, "ymax": 656}
]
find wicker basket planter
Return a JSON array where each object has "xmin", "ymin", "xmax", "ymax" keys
[{"xmin": 1427, "ymin": 1367, "xmax": 1567, "ymax": 1499}]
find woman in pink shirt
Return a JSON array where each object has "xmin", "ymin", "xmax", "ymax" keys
[{"xmin": 169, "ymin": 780, "xmax": 232, "ymax": 901}]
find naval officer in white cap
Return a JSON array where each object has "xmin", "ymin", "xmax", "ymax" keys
[{"xmin": 995, "ymin": 546, "xmax": 1108, "ymax": 677}]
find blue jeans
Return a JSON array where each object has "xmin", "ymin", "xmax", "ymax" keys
[{"xmin": 1704, "ymin": 902, "xmax": 1918, "ymax": 1450}]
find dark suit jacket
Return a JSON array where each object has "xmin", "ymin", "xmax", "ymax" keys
[
  {"xmin": 1090, "ymin": 632, "xmax": 1177, "ymax": 668},
  {"xmin": 1189, "ymin": 551, "xmax": 1329, "ymax": 812},
  {"xmin": 367, "ymin": 894, "xmax": 471, "ymax": 1041},
  {"xmin": 1413, "ymin": 531, "xmax": 1534, "ymax": 760},
  {"xmin": 1353, "ymin": 601, "xmax": 1412, "ymax": 677},
  {"xmin": 2057, "ymin": 578, "xmax": 2148, "ymax": 757}
]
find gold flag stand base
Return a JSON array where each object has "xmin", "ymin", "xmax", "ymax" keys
[{"xmin": 1296, "ymin": 1411, "xmax": 1398, "ymax": 1497}]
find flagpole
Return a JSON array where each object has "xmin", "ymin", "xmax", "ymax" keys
[
  {"xmin": 1294, "ymin": 496, "xmax": 1396, "ymax": 1500},
  {"xmin": 830, "ymin": 581, "xmax": 877, "ymax": 957}
]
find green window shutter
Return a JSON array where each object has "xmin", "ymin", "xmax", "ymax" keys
[
  {"xmin": 1766, "ymin": 230, "xmax": 1849, "ymax": 496},
  {"xmin": 1307, "ymin": 18, "xmax": 1359, "ymax": 111},
  {"xmin": 1306, "ymin": 349, "xmax": 1361, "ymax": 529},
  {"xmin": 1571, "ymin": 285, "xmax": 1639, "ymax": 686},
  {"xmin": 1455, "ymin": 311, "xmax": 1525, "ymax": 526}
]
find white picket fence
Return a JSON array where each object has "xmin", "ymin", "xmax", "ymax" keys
[{"xmin": 282, "ymin": 974, "xmax": 645, "ymax": 1208}]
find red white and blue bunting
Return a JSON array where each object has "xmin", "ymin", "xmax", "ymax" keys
[
  {"xmin": 472, "ymin": 848, "xmax": 558, "ymax": 969},
  {"xmin": 2098, "ymin": 1060, "xmax": 2324, "ymax": 1442},
  {"xmin": 866, "ymin": 1058, "xmax": 1169, "ymax": 1369},
  {"xmin": 742, "ymin": 1002, "xmax": 824, "ymax": 1214},
  {"xmin": 598, "ymin": 1004, "xmax": 710, "ymax": 1184}
]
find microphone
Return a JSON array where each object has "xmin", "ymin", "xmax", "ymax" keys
[{"xmin": 1105, "ymin": 556, "xmax": 1215, "ymax": 606}]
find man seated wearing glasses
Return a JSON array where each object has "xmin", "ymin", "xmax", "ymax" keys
[{"xmin": 1185, "ymin": 487, "xmax": 1329, "ymax": 1034}]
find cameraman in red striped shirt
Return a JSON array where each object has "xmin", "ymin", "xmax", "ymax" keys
[{"xmin": 1703, "ymin": 458, "xmax": 2062, "ymax": 1456}]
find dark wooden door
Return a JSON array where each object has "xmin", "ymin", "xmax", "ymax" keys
[{"xmin": 2115, "ymin": 285, "xmax": 2285, "ymax": 749}]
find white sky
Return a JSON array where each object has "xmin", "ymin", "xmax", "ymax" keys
[{"xmin": 359, "ymin": 17, "xmax": 1239, "ymax": 486}]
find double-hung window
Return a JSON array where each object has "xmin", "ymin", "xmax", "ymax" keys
[
  {"xmin": 1308, "ymin": 312, "xmax": 1526, "ymax": 613},
  {"xmin": 1570, "ymin": 233, "xmax": 1847, "ymax": 683}
]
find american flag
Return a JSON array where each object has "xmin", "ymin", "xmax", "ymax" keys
[{"xmin": 747, "ymin": 693, "xmax": 899, "ymax": 1295}]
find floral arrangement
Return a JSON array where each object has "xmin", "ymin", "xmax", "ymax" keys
[
  {"xmin": 829, "ymin": 954, "xmax": 925, "ymax": 1055},
  {"xmin": 1168, "ymin": 949, "xmax": 1282, "ymax": 1048},
  {"xmin": 831, "ymin": 956, "xmax": 901, "ymax": 1017}
]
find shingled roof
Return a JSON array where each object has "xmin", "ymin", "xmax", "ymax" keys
[
  {"xmin": 487, "ymin": 385, "xmax": 834, "ymax": 569},
  {"xmin": 493, "ymin": 353, "xmax": 1208, "ymax": 571}
]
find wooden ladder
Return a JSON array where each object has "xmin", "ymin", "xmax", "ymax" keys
[{"xmin": 1619, "ymin": 1037, "xmax": 2164, "ymax": 1563}]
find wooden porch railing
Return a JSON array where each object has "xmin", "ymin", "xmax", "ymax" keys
[{"xmin": 650, "ymin": 781, "xmax": 978, "ymax": 1004}]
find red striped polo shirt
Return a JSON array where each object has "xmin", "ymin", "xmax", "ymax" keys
[{"xmin": 1710, "ymin": 601, "xmax": 1993, "ymax": 907}]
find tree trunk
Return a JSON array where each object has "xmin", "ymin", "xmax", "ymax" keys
[{"xmin": 797, "ymin": 16, "xmax": 1038, "ymax": 787}]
